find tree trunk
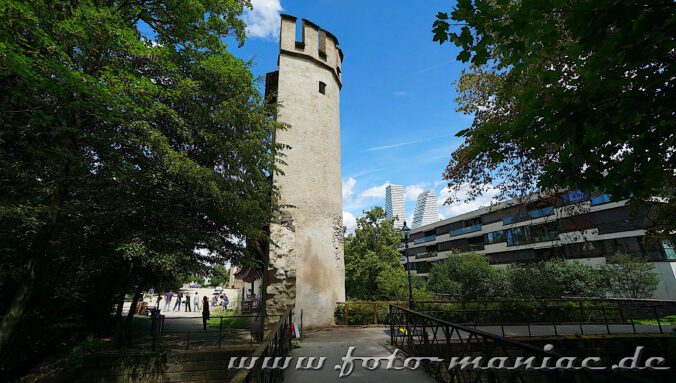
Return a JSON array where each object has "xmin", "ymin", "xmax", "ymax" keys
[
  {"xmin": 0, "ymin": 258, "xmax": 36, "ymax": 353},
  {"xmin": 0, "ymin": 171, "xmax": 68, "ymax": 353},
  {"xmin": 123, "ymin": 279, "xmax": 144, "ymax": 345},
  {"xmin": 115, "ymin": 291, "xmax": 126, "ymax": 322}
]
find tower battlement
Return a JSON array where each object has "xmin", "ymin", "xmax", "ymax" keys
[{"xmin": 279, "ymin": 14, "xmax": 343, "ymax": 87}]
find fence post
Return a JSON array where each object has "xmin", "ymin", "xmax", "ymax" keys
[
  {"xmin": 389, "ymin": 305, "xmax": 394, "ymax": 346},
  {"xmin": 601, "ymin": 305, "xmax": 611, "ymax": 335},
  {"xmin": 373, "ymin": 303, "xmax": 378, "ymax": 325},
  {"xmin": 654, "ymin": 307, "xmax": 663, "ymax": 334},
  {"xmin": 218, "ymin": 316, "xmax": 223, "ymax": 348},
  {"xmin": 345, "ymin": 303, "xmax": 349, "ymax": 326}
]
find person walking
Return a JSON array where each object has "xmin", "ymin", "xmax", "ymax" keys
[
  {"xmin": 163, "ymin": 291, "xmax": 173, "ymax": 312},
  {"xmin": 202, "ymin": 296, "xmax": 210, "ymax": 330},
  {"xmin": 222, "ymin": 294, "xmax": 229, "ymax": 312},
  {"xmin": 185, "ymin": 292, "xmax": 192, "ymax": 312},
  {"xmin": 193, "ymin": 292, "xmax": 200, "ymax": 311},
  {"xmin": 173, "ymin": 292, "xmax": 183, "ymax": 311}
]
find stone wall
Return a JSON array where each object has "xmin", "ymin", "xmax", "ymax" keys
[{"xmin": 68, "ymin": 347, "xmax": 255, "ymax": 383}]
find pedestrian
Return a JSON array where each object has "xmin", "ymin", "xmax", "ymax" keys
[
  {"xmin": 173, "ymin": 292, "xmax": 183, "ymax": 311},
  {"xmin": 163, "ymin": 290, "xmax": 173, "ymax": 312},
  {"xmin": 193, "ymin": 292, "xmax": 200, "ymax": 311},
  {"xmin": 202, "ymin": 296, "xmax": 210, "ymax": 330},
  {"xmin": 222, "ymin": 293, "xmax": 229, "ymax": 312},
  {"xmin": 185, "ymin": 292, "xmax": 192, "ymax": 312}
]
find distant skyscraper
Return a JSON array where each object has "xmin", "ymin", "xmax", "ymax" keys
[
  {"xmin": 412, "ymin": 190, "xmax": 439, "ymax": 229},
  {"xmin": 385, "ymin": 184, "xmax": 405, "ymax": 228}
]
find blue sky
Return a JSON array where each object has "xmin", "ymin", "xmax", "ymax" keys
[{"xmin": 232, "ymin": 0, "xmax": 500, "ymax": 232}]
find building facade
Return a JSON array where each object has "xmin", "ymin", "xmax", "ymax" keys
[
  {"xmin": 412, "ymin": 189, "xmax": 439, "ymax": 229},
  {"xmin": 400, "ymin": 191, "xmax": 676, "ymax": 299},
  {"xmin": 385, "ymin": 184, "xmax": 406, "ymax": 228},
  {"xmin": 263, "ymin": 15, "xmax": 346, "ymax": 328}
]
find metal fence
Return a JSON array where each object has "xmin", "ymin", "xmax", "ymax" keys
[
  {"xmin": 138, "ymin": 314, "xmax": 280, "ymax": 350},
  {"xmin": 388, "ymin": 305, "xmax": 637, "ymax": 383},
  {"xmin": 414, "ymin": 301, "xmax": 674, "ymax": 337},
  {"xmin": 336, "ymin": 299, "xmax": 676, "ymax": 337},
  {"xmin": 230, "ymin": 308, "xmax": 294, "ymax": 383}
]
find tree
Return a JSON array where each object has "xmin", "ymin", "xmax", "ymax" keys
[
  {"xmin": 433, "ymin": 1, "xmax": 675, "ymax": 204},
  {"xmin": 209, "ymin": 264, "xmax": 230, "ymax": 288},
  {"xmin": 0, "ymin": 0, "xmax": 284, "ymax": 363},
  {"xmin": 603, "ymin": 252, "xmax": 660, "ymax": 298},
  {"xmin": 375, "ymin": 263, "xmax": 430, "ymax": 301},
  {"xmin": 344, "ymin": 207, "xmax": 416, "ymax": 300},
  {"xmin": 508, "ymin": 259, "xmax": 606, "ymax": 299},
  {"xmin": 427, "ymin": 252, "xmax": 512, "ymax": 299}
]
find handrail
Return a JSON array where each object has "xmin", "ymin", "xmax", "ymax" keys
[
  {"xmin": 229, "ymin": 307, "xmax": 293, "ymax": 383},
  {"xmin": 389, "ymin": 305, "xmax": 556, "ymax": 354},
  {"xmin": 388, "ymin": 305, "xmax": 641, "ymax": 383}
]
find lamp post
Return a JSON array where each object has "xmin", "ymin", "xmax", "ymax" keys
[{"xmin": 402, "ymin": 221, "xmax": 414, "ymax": 310}]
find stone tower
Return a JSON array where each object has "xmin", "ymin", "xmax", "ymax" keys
[{"xmin": 264, "ymin": 15, "xmax": 345, "ymax": 328}]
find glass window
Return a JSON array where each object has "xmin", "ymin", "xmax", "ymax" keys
[
  {"xmin": 591, "ymin": 194, "xmax": 611, "ymax": 206},
  {"xmin": 663, "ymin": 240, "xmax": 676, "ymax": 260},
  {"xmin": 563, "ymin": 190, "xmax": 588, "ymax": 205},
  {"xmin": 486, "ymin": 230, "xmax": 506, "ymax": 244}
]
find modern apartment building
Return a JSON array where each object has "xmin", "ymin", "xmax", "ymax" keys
[
  {"xmin": 385, "ymin": 184, "xmax": 406, "ymax": 228},
  {"xmin": 400, "ymin": 191, "xmax": 676, "ymax": 299},
  {"xmin": 412, "ymin": 189, "xmax": 439, "ymax": 229}
]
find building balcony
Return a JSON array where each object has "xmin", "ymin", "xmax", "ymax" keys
[
  {"xmin": 413, "ymin": 234, "xmax": 436, "ymax": 244},
  {"xmin": 415, "ymin": 251, "xmax": 437, "ymax": 259},
  {"xmin": 449, "ymin": 224, "xmax": 482, "ymax": 237},
  {"xmin": 503, "ymin": 206, "xmax": 554, "ymax": 225}
]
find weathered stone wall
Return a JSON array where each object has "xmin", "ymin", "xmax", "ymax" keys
[
  {"xmin": 265, "ymin": 212, "xmax": 297, "ymax": 323},
  {"xmin": 266, "ymin": 15, "xmax": 346, "ymax": 328}
]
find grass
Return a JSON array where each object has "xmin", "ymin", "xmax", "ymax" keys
[
  {"xmin": 207, "ymin": 310, "xmax": 248, "ymax": 329},
  {"xmin": 634, "ymin": 315, "xmax": 676, "ymax": 325}
]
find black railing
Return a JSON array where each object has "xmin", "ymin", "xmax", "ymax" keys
[
  {"xmin": 143, "ymin": 314, "xmax": 280, "ymax": 350},
  {"xmin": 230, "ymin": 308, "xmax": 294, "ymax": 383},
  {"xmin": 336, "ymin": 299, "xmax": 676, "ymax": 333},
  {"xmin": 414, "ymin": 302, "xmax": 672, "ymax": 337},
  {"xmin": 388, "ymin": 305, "xmax": 636, "ymax": 383}
]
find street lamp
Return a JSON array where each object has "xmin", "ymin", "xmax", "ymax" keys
[{"xmin": 401, "ymin": 221, "xmax": 414, "ymax": 310}]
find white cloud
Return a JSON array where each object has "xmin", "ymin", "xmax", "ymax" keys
[
  {"xmin": 437, "ymin": 184, "xmax": 501, "ymax": 219},
  {"xmin": 358, "ymin": 181, "xmax": 391, "ymax": 199},
  {"xmin": 343, "ymin": 211, "xmax": 357, "ymax": 235},
  {"xmin": 366, "ymin": 134, "xmax": 451, "ymax": 152},
  {"xmin": 393, "ymin": 90, "xmax": 408, "ymax": 97},
  {"xmin": 404, "ymin": 184, "xmax": 426, "ymax": 201},
  {"xmin": 243, "ymin": 0, "xmax": 283, "ymax": 39},
  {"xmin": 342, "ymin": 177, "xmax": 357, "ymax": 200}
]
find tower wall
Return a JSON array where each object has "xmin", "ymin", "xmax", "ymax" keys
[{"xmin": 266, "ymin": 15, "xmax": 345, "ymax": 328}]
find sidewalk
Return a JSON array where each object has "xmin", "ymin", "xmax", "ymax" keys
[{"xmin": 284, "ymin": 327, "xmax": 436, "ymax": 383}]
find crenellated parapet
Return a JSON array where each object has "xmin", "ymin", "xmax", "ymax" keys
[{"xmin": 279, "ymin": 14, "xmax": 343, "ymax": 88}]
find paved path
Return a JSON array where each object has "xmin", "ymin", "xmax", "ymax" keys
[
  {"xmin": 123, "ymin": 288, "xmax": 254, "ymax": 349},
  {"xmin": 285, "ymin": 327, "xmax": 436, "ymax": 383}
]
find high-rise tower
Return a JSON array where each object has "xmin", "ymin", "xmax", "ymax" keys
[
  {"xmin": 412, "ymin": 190, "xmax": 439, "ymax": 229},
  {"xmin": 264, "ymin": 15, "xmax": 345, "ymax": 328},
  {"xmin": 385, "ymin": 184, "xmax": 406, "ymax": 228}
]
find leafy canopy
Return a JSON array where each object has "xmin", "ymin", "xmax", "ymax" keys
[
  {"xmin": 0, "ymin": 0, "xmax": 283, "ymax": 367},
  {"xmin": 344, "ymin": 207, "xmax": 426, "ymax": 300},
  {"xmin": 433, "ymin": 1, "xmax": 675, "ymax": 203}
]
